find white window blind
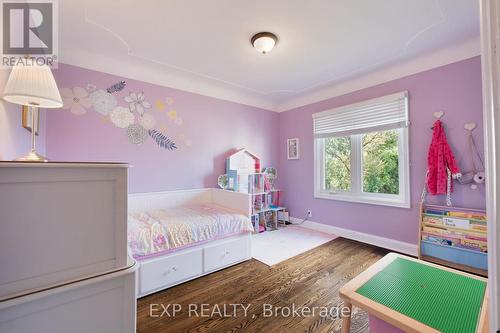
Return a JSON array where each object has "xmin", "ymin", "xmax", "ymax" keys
[{"xmin": 312, "ymin": 91, "xmax": 409, "ymax": 138}]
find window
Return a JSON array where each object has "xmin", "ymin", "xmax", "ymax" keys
[
  {"xmin": 362, "ymin": 129, "xmax": 399, "ymax": 195},
  {"xmin": 324, "ymin": 136, "xmax": 351, "ymax": 191},
  {"xmin": 313, "ymin": 92, "xmax": 410, "ymax": 208}
]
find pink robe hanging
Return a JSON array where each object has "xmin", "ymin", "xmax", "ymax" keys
[{"xmin": 426, "ymin": 120, "xmax": 461, "ymax": 195}]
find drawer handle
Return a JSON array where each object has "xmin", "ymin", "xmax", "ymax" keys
[
  {"xmin": 224, "ymin": 249, "xmax": 230, "ymax": 256},
  {"xmin": 163, "ymin": 266, "xmax": 178, "ymax": 276}
]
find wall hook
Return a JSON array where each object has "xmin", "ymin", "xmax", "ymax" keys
[
  {"xmin": 433, "ymin": 111, "xmax": 444, "ymax": 119},
  {"xmin": 464, "ymin": 122, "xmax": 477, "ymax": 131}
]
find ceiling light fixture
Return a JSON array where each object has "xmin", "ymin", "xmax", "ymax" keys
[{"xmin": 251, "ymin": 32, "xmax": 278, "ymax": 54}]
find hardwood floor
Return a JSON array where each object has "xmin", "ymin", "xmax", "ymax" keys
[{"xmin": 137, "ymin": 238, "xmax": 387, "ymax": 333}]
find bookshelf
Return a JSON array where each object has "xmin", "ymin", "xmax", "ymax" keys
[{"xmin": 418, "ymin": 203, "xmax": 487, "ymax": 276}]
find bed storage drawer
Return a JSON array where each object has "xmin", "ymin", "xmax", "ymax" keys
[
  {"xmin": 139, "ymin": 248, "xmax": 203, "ymax": 294},
  {"xmin": 203, "ymin": 235, "xmax": 251, "ymax": 272},
  {"xmin": 0, "ymin": 163, "xmax": 128, "ymax": 301}
]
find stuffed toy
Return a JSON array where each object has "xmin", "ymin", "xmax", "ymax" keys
[{"xmin": 457, "ymin": 123, "xmax": 485, "ymax": 190}]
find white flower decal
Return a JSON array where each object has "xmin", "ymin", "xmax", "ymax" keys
[
  {"xmin": 63, "ymin": 83, "xmax": 182, "ymax": 151},
  {"xmin": 90, "ymin": 89, "xmax": 117, "ymax": 116},
  {"xmin": 87, "ymin": 84, "xmax": 97, "ymax": 93},
  {"xmin": 124, "ymin": 92, "xmax": 151, "ymax": 115},
  {"xmin": 127, "ymin": 124, "xmax": 147, "ymax": 144},
  {"xmin": 60, "ymin": 87, "xmax": 92, "ymax": 115},
  {"xmin": 174, "ymin": 117, "xmax": 183, "ymax": 126},
  {"xmin": 139, "ymin": 113, "xmax": 156, "ymax": 130},
  {"xmin": 110, "ymin": 106, "xmax": 135, "ymax": 128}
]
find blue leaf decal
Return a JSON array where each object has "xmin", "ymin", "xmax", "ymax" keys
[
  {"xmin": 148, "ymin": 129, "xmax": 178, "ymax": 150},
  {"xmin": 106, "ymin": 81, "xmax": 126, "ymax": 94}
]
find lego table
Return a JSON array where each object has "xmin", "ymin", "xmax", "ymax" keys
[{"xmin": 339, "ymin": 253, "xmax": 488, "ymax": 333}]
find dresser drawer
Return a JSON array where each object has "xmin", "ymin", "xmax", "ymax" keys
[
  {"xmin": 203, "ymin": 236, "xmax": 250, "ymax": 272},
  {"xmin": 0, "ymin": 163, "xmax": 128, "ymax": 300},
  {"xmin": 139, "ymin": 248, "xmax": 202, "ymax": 294},
  {"xmin": 0, "ymin": 262, "xmax": 137, "ymax": 333}
]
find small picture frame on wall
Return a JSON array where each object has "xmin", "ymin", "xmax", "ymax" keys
[
  {"xmin": 22, "ymin": 105, "xmax": 39, "ymax": 136},
  {"xmin": 287, "ymin": 138, "xmax": 299, "ymax": 160}
]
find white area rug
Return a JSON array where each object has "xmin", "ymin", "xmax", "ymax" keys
[{"xmin": 251, "ymin": 225, "xmax": 337, "ymax": 266}]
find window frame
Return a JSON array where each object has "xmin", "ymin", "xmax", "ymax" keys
[{"xmin": 314, "ymin": 127, "xmax": 410, "ymax": 208}]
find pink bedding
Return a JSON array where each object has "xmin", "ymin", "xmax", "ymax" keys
[{"xmin": 128, "ymin": 203, "xmax": 253, "ymax": 260}]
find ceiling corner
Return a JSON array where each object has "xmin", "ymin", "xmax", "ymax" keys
[{"xmin": 275, "ymin": 37, "xmax": 480, "ymax": 112}]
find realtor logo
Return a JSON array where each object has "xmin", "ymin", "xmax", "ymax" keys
[{"xmin": 1, "ymin": 0, "xmax": 58, "ymax": 67}]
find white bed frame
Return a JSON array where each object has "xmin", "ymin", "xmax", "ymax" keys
[{"xmin": 128, "ymin": 188, "xmax": 252, "ymax": 298}]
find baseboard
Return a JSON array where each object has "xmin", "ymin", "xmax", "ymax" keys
[{"xmin": 290, "ymin": 217, "xmax": 418, "ymax": 256}]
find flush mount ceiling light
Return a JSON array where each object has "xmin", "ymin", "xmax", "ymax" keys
[{"xmin": 251, "ymin": 32, "xmax": 278, "ymax": 54}]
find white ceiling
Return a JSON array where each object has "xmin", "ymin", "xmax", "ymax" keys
[{"xmin": 59, "ymin": 0, "xmax": 480, "ymax": 111}]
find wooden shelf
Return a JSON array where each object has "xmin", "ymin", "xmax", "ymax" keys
[{"xmin": 253, "ymin": 206, "xmax": 286, "ymax": 215}]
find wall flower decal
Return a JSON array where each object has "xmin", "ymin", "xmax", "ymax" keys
[
  {"xmin": 64, "ymin": 83, "xmax": 184, "ymax": 152},
  {"xmin": 124, "ymin": 92, "xmax": 151, "ymax": 115},
  {"xmin": 166, "ymin": 108, "xmax": 183, "ymax": 126},
  {"xmin": 61, "ymin": 87, "xmax": 92, "ymax": 115},
  {"xmin": 139, "ymin": 113, "xmax": 156, "ymax": 130},
  {"xmin": 127, "ymin": 124, "xmax": 148, "ymax": 144},
  {"xmin": 174, "ymin": 117, "xmax": 183, "ymax": 126},
  {"xmin": 110, "ymin": 106, "xmax": 135, "ymax": 128},
  {"xmin": 167, "ymin": 109, "xmax": 177, "ymax": 119},
  {"xmin": 155, "ymin": 100, "xmax": 165, "ymax": 111},
  {"xmin": 89, "ymin": 89, "xmax": 118, "ymax": 116}
]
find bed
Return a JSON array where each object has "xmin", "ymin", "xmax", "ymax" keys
[{"xmin": 128, "ymin": 188, "xmax": 253, "ymax": 297}]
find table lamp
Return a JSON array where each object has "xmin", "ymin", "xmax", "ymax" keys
[{"xmin": 2, "ymin": 63, "xmax": 63, "ymax": 162}]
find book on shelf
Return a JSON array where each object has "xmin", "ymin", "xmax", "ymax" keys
[
  {"xmin": 422, "ymin": 215, "xmax": 486, "ymax": 232},
  {"xmin": 442, "ymin": 216, "xmax": 471, "ymax": 229},
  {"xmin": 423, "ymin": 208, "xmax": 486, "ymax": 221},
  {"xmin": 420, "ymin": 204, "xmax": 488, "ymax": 254},
  {"xmin": 419, "ymin": 203, "xmax": 488, "ymax": 275},
  {"xmin": 422, "ymin": 225, "xmax": 486, "ymax": 240}
]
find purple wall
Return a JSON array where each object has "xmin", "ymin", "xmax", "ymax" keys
[
  {"xmin": 46, "ymin": 63, "xmax": 279, "ymax": 193},
  {"xmin": 0, "ymin": 69, "xmax": 46, "ymax": 160},
  {"xmin": 44, "ymin": 57, "xmax": 484, "ymax": 245},
  {"xmin": 279, "ymin": 57, "xmax": 484, "ymax": 244}
]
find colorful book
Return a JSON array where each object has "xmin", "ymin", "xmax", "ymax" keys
[
  {"xmin": 443, "ymin": 217, "xmax": 470, "ymax": 229},
  {"xmin": 447, "ymin": 211, "xmax": 487, "ymax": 221},
  {"xmin": 423, "ymin": 215, "xmax": 443, "ymax": 225}
]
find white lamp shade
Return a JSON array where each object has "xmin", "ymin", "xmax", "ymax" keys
[{"xmin": 2, "ymin": 63, "xmax": 63, "ymax": 108}]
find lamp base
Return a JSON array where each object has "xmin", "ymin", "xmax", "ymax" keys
[{"xmin": 15, "ymin": 150, "xmax": 49, "ymax": 163}]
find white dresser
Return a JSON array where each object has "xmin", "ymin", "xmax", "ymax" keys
[
  {"xmin": 0, "ymin": 260, "xmax": 137, "ymax": 333},
  {"xmin": 0, "ymin": 162, "xmax": 136, "ymax": 333}
]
